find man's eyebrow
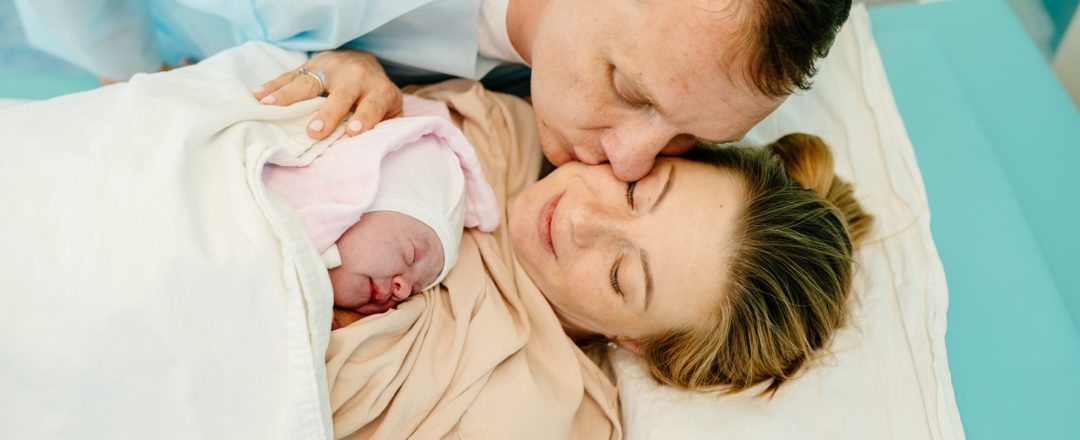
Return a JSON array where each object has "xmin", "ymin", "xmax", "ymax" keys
[{"xmin": 648, "ymin": 164, "xmax": 675, "ymax": 214}]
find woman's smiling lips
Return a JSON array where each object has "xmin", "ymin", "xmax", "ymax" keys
[{"xmin": 539, "ymin": 192, "xmax": 563, "ymax": 258}]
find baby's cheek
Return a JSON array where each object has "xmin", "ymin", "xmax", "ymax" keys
[
  {"xmin": 423, "ymin": 264, "xmax": 443, "ymax": 289},
  {"xmin": 328, "ymin": 267, "xmax": 372, "ymax": 308}
]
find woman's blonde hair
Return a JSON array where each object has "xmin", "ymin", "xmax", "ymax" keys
[{"xmin": 632, "ymin": 133, "xmax": 872, "ymax": 395}]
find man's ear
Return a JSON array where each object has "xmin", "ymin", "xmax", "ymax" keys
[{"xmin": 612, "ymin": 336, "xmax": 641, "ymax": 354}]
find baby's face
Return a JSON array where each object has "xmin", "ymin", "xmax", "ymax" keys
[{"xmin": 329, "ymin": 211, "xmax": 444, "ymax": 313}]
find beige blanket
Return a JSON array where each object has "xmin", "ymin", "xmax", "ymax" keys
[{"xmin": 325, "ymin": 80, "xmax": 621, "ymax": 439}]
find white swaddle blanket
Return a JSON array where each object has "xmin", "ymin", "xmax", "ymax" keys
[{"xmin": 0, "ymin": 43, "xmax": 335, "ymax": 439}]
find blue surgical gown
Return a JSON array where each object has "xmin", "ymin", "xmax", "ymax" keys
[{"xmin": 12, "ymin": 0, "xmax": 503, "ymax": 82}]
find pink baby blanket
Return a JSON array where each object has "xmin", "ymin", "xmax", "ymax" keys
[{"xmin": 261, "ymin": 95, "xmax": 500, "ymax": 256}]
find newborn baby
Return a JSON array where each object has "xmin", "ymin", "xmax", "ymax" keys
[{"xmin": 263, "ymin": 96, "xmax": 498, "ymax": 316}]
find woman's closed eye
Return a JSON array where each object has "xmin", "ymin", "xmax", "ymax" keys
[
  {"xmin": 612, "ymin": 181, "xmax": 639, "ymax": 297},
  {"xmin": 610, "ymin": 253, "xmax": 625, "ymax": 297}
]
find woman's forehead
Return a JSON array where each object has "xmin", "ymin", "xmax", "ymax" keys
[{"xmin": 638, "ymin": 161, "xmax": 742, "ymax": 328}]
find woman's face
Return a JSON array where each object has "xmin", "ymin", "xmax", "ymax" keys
[{"xmin": 509, "ymin": 158, "xmax": 744, "ymax": 343}]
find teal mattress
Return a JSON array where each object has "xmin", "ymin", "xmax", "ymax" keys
[{"xmin": 870, "ymin": 1, "xmax": 1080, "ymax": 439}]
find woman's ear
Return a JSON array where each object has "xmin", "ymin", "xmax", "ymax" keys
[{"xmin": 612, "ymin": 336, "xmax": 641, "ymax": 354}]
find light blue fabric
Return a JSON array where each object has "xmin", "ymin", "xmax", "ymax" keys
[
  {"xmin": 12, "ymin": 0, "xmax": 492, "ymax": 81},
  {"xmin": 1042, "ymin": 0, "xmax": 1078, "ymax": 52}
]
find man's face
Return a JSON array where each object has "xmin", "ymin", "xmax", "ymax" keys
[{"xmin": 529, "ymin": 0, "xmax": 784, "ymax": 182}]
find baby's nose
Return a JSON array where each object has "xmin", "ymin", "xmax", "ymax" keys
[{"xmin": 391, "ymin": 275, "xmax": 413, "ymax": 301}]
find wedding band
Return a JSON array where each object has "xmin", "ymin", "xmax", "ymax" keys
[{"xmin": 298, "ymin": 66, "xmax": 327, "ymax": 96}]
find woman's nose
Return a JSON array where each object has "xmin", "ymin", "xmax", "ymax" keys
[{"xmin": 569, "ymin": 202, "xmax": 620, "ymax": 248}]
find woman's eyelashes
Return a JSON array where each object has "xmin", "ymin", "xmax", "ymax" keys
[
  {"xmin": 613, "ymin": 180, "xmax": 639, "ymax": 297},
  {"xmin": 610, "ymin": 253, "xmax": 624, "ymax": 297}
]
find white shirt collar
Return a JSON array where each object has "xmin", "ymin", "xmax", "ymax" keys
[{"xmin": 477, "ymin": 0, "xmax": 526, "ymax": 65}]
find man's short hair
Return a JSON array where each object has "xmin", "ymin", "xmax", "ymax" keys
[{"xmin": 746, "ymin": 0, "xmax": 852, "ymax": 97}]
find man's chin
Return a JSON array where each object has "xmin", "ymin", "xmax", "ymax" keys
[
  {"xmin": 536, "ymin": 121, "xmax": 572, "ymax": 165},
  {"xmin": 540, "ymin": 142, "xmax": 572, "ymax": 166}
]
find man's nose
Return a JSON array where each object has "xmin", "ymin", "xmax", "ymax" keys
[{"xmin": 598, "ymin": 126, "xmax": 672, "ymax": 182}]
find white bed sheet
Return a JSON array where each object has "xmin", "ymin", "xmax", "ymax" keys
[
  {"xmin": 611, "ymin": 6, "xmax": 965, "ymax": 440},
  {"xmin": 0, "ymin": 98, "xmax": 26, "ymax": 109}
]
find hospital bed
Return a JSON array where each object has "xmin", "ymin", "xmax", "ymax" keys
[{"xmin": 2, "ymin": 0, "xmax": 1078, "ymax": 438}]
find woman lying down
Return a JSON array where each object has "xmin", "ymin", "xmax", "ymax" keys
[
  {"xmin": 320, "ymin": 82, "xmax": 873, "ymax": 437},
  {"xmin": 0, "ymin": 46, "xmax": 870, "ymax": 439}
]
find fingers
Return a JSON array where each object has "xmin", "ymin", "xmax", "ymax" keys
[
  {"xmin": 346, "ymin": 85, "xmax": 403, "ymax": 136},
  {"xmin": 257, "ymin": 73, "xmax": 322, "ymax": 107},
  {"xmin": 252, "ymin": 70, "xmax": 295, "ymax": 102},
  {"xmin": 307, "ymin": 88, "xmax": 359, "ymax": 139},
  {"xmin": 253, "ymin": 50, "xmax": 405, "ymax": 140}
]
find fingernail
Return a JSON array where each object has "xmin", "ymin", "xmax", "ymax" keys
[
  {"xmin": 252, "ymin": 86, "xmax": 265, "ymax": 94},
  {"xmin": 348, "ymin": 120, "xmax": 363, "ymax": 132},
  {"xmin": 307, "ymin": 119, "xmax": 324, "ymax": 131},
  {"xmin": 260, "ymin": 95, "xmax": 276, "ymax": 104}
]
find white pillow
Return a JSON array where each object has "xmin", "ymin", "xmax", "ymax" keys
[
  {"xmin": 611, "ymin": 6, "xmax": 965, "ymax": 440},
  {"xmin": 0, "ymin": 98, "xmax": 26, "ymax": 109}
]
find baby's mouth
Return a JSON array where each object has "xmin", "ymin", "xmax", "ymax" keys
[{"xmin": 369, "ymin": 279, "xmax": 386, "ymax": 303}]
